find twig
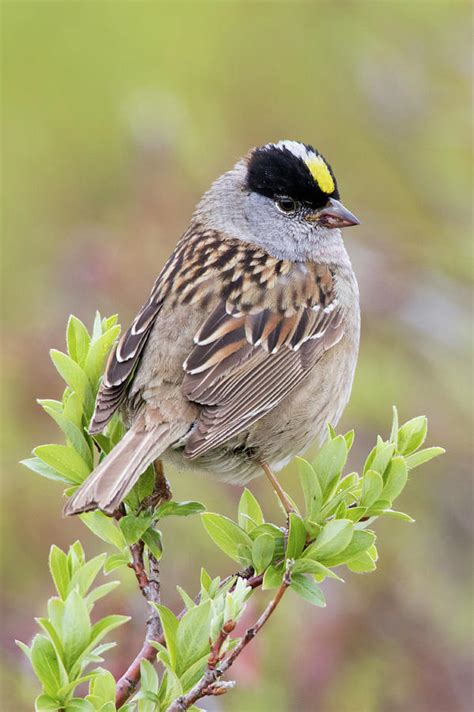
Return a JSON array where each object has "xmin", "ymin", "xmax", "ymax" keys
[
  {"xmin": 115, "ymin": 544, "xmax": 162, "ymax": 706},
  {"xmin": 208, "ymin": 620, "xmax": 236, "ymax": 669},
  {"xmin": 114, "ymin": 568, "xmax": 266, "ymax": 707},
  {"xmin": 166, "ymin": 562, "xmax": 293, "ymax": 712},
  {"xmin": 115, "ymin": 464, "xmax": 171, "ymax": 707},
  {"xmin": 260, "ymin": 460, "xmax": 296, "ymax": 515}
]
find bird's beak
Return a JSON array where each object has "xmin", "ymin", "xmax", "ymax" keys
[{"xmin": 306, "ymin": 197, "xmax": 360, "ymax": 229}]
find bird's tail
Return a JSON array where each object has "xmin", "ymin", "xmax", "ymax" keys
[{"xmin": 63, "ymin": 421, "xmax": 186, "ymax": 516}]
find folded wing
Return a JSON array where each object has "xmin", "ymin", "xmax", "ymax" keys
[{"xmin": 182, "ymin": 263, "xmax": 346, "ymax": 457}]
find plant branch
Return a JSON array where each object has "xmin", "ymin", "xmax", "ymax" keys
[
  {"xmin": 166, "ymin": 562, "xmax": 293, "ymax": 712},
  {"xmin": 114, "ymin": 567, "xmax": 265, "ymax": 707},
  {"xmin": 115, "ymin": 543, "xmax": 162, "ymax": 706},
  {"xmin": 115, "ymin": 465, "xmax": 171, "ymax": 708}
]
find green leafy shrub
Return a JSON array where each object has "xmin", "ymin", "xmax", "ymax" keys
[{"xmin": 18, "ymin": 314, "xmax": 444, "ymax": 711}]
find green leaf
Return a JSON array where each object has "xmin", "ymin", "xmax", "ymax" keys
[
  {"xmin": 20, "ymin": 456, "xmax": 75, "ymax": 485},
  {"xmin": 133, "ymin": 466, "xmax": 155, "ymax": 502},
  {"xmin": 62, "ymin": 590, "xmax": 91, "ymax": 670},
  {"xmin": 346, "ymin": 506, "xmax": 368, "ymax": 522},
  {"xmin": 35, "ymin": 694, "xmax": 61, "ymax": 711},
  {"xmin": 312, "ymin": 436, "xmax": 348, "ymax": 496},
  {"xmin": 201, "ymin": 513, "xmax": 252, "ymax": 563},
  {"xmin": 175, "ymin": 599, "xmax": 212, "ymax": 676},
  {"xmin": 262, "ymin": 564, "xmax": 284, "ymax": 590},
  {"xmin": 69, "ymin": 540, "xmax": 88, "ymax": 570},
  {"xmin": 135, "ymin": 690, "xmax": 160, "ymax": 711},
  {"xmin": 36, "ymin": 618, "xmax": 64, "ymax": 663},
  {"xmin": 107, "ymin": 414, "xmax": 125, "ymax": 447},
  {"xmin": 152, "ymin": 604, "xmax": 179, "ymax": 670},
  {"xmin": 91, "ymin": 432, "xmax": 113, "ymax": 456},
  {"xmin": 16, "ymin": 639, "xmax": 32, "ymax": 660},
  {"xmin": 292, "ymin": 559, "xmax": 344, "ymax": 582},
  {"xmin": 347, "ymin": 551, "xmax": 377, "ymax": 573},
  {"xmin": 80, "ymin": 512, "xmax": 128, "ymax": 551},
  {"xmin": 56, "ymin": 671, "xmax": 102, "ymax": 698},
  {"xmin": 176, "ymin": 586, "xmax": 196, "ymax": 611},
  {"xmin": 142, "ymin": 528, "xmax": 163, "ymax": 560},
  {"xmin": 236, "ymin": 543, "xmax": 253, "ymax": 567},
  {"xmin": 155, "ymin": 500, "xmax": 206, "ymax": 518},
  {"xmin": 338, "ymin": 472, "xmax": 359, "ymax": 492},
  {"xmin": 69, "ymin": 553, "xmax": 107, "ymax": 597},
  {"xmin": 397, "ymin": 416, "xmax": 427, "ymax": 455},
  {"xmin": 251, "ymin": 533, "xmax": 275, "ymax": 574},
  {"xmin": 34, "ymin": 445, "xmax": 90, "ymax": 485},
  {"xmin": 140, "ymin": 659, "xmax": 159, "ymax": 693},
  {"xmin": 343, "ymin": 430, "xmax": 355, "ymax": 451},
  {"xmin": 64, "ymin": 699, "xmax": 95, "ymax": 712},
  {"xmin": 119, "ymin": 514, "xmax": 153, "ymax": 545},
  {"xmin": 327, "ymin": 423, "xmax": 337, "ymax": 439},
  {"xmin": 389, "ymin": 405, "xmax": 399, "ymax": 445},
  {"xmin": 368, "ymin": 544, "xmax": 378, "ymax": 561},
  {"xmin": 67, "ymin": 316, "xmax": 91, "ymax": 366},
  {"xmin": 103, "ymin": 552, "xmax": 130, "ymax": 574},
  {"xmin": 38, "ymin": 398, "xmax": 63, "ymax": 415},
  {"xmin": 89, "ymin": 669, "xmax": 117, "ymax": 703},
  {"xmin": 296, "ymin": 457, "xmax": 322, "ymax": 520},
  {"xmin": 360, "ymin": 470, "xmax": 384, "ymax": 508},
  {"xmin": 31, "ymin": 634, "xmax": 64, "ymax": 696},
  {"xmin": 305, "ymin": 519, "xmax": 353, "ymax": 560},
  {"xmin": 47, "ymin": 598, "xmax": 65, "ymax": 640},
  {"xmin": 49, "ymin": 546, "xmax": 70, "ymax": 600},
  {"xmin": 91, "ymin": 311, "xmax": 103, "ymax": 341},
  {"xmin": 83, "ymin": 641, "xmax": 116, "ymax": 664},
  {"xmin": 364, "ymin": 441, "xmax": 394, "ymax": 477},
  {"xmin": 380, "ymin": 509, "xmax": 415, "ymax": 523},
  {"xmin": 286, "ymin": 513, "xmax": 306, "ymax": 560},
  {"xmin": 238, "ymin": 488, "xmax": 264, "ymax": 532},
  {"xmin": 381, "ymin": 456, "xmax": 408, "ymax": 502},
  {"xmin": 200, "ymin": 568, "xmax": 212, "ymax": 594},
  {"xmin": 85, "ymin": 581, "xmax": 120, "ymax": 605},
  {"xmin": 63, "ymin": 392, "xmax": 83, "ymax": 430},
  {"xmin": 290, "ymin": 574, "xmax": 326, "ymax": 607},
  {"xmin": 83, "ymin": 326, "xmax": 121, "ymax": 386},
  {"xmin": 158, "ymin": 668, "xmax": 182, "ymax": 710},
  {"xmin": 89, "ymin": 615, "xmax": 130, "ymax": 649},
  {"xmin": 178, "ymin": 653, "xmax": 209, "ymax": 694},
  {"xmin": 38, "ymin": 402, "xmax": 93, "ymax": 468},
  {"xmin": 249, "ymin": 523, "xmax": 285, "ymax": 559},
  {"xmin": 102, "ymin": 313, "xmax": 118, "ymax": 331},
  {"xmin": 405, "ymin": 447, "xmax": 445, "ymax": 469},
  {"xmin": 321, "ymin": 530, "xmax": 376, "ymax": 566},
  {"xmin": 50, "ymin": 350, "xmax": 94, "ymax": 413},
  {"xmin": 334, "ymin": 500, "xmax": 348, "ymax": 519}
]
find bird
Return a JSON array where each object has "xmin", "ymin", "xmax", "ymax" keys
[{"xmin": 64, "ymin": 140, "xmax": 360, "ymax": 517}]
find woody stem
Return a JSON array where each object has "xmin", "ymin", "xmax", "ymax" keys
[{"xmin": 260, "ymin": 460, "xmax": 296, "ymax": 515}]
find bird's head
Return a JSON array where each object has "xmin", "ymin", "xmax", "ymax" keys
[{"xmin": 197, "ymin": 140, "xmax": 360, "ymax": 263}]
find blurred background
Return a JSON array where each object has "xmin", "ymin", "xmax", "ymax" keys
[{"xmin": 1, "ymin": 2, "xmax": 472, "ymax": 711}]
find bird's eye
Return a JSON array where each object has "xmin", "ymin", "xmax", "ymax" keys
[{"xmin": 276, "ymin": 197, "xmax": 297, "ymax": 214}]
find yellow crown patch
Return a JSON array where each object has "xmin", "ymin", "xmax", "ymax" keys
[{"xmin": 305, "ymin": 155, "xmax": 335, "ymax": 194}]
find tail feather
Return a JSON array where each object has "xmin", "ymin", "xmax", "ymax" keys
[{"xmin": 63, "ymin": 422, "xmax": 185, "ymax": 516}]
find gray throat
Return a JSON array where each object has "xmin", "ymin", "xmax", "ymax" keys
[{"xmin": 194, "ymin": 160, "xmax": 354, "ymax": 271}]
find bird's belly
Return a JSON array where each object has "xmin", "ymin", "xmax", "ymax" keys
[{"xmin": 249, "ymin": 338, "xmax": 354, "ymax": 469}]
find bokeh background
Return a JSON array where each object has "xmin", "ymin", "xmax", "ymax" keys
[{"xmin": 1, "ymin": 2, "xmax": 472, "ymax": 711}]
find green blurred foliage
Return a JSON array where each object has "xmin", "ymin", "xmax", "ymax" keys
[{"xmin": 1, "ymin": 2, "xmax": 472, "ymax": 711}]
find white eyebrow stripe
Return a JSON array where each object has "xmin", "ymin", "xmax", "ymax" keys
[{"xmin": 272, "ymin": 140, "xmax": 316, "ymax": 163}]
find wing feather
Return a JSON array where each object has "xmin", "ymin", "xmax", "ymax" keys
[{"xmin": 183, "ymin": 264, "xmax": 345, "ymax": 459}]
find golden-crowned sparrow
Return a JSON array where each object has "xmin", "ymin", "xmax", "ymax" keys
[{"xmin": 64, "ymin": 140, "xmax": 360, "ymax": 516}]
